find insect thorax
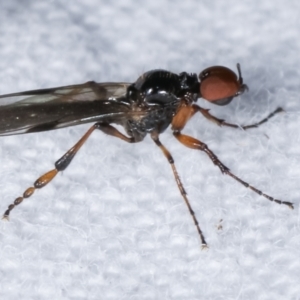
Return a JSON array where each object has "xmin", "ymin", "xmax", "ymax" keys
[{"xmin": 123, "ymin": 69, "xmax": 199, "ymax": 141}]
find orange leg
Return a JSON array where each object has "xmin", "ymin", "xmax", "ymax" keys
[
  {"xmin": 173, "ymin": 131, "xmax": 293, "ymax": 209},
  {"xmin": 3, "ymin": 122, "xmax": 135, "ymax": 220},
  {"xmin": 172, "ymin": 101, "xmax": 283, "ymax": 130},
  {"xmin": 172, "ymin": 104, "xmax": 293, "ymax": 209}
]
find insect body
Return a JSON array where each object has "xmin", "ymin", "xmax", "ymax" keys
[{"xmin": 0, "ymin": 64, "xmax": 293, "ymax": 247}]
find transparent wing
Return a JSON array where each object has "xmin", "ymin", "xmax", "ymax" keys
[{"xmin": 0, "ymin": 81, "xmax": 132, "ymax": 135}]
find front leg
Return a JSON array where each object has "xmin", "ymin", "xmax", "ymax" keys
[{"xmin": 197, "ymin": 105, "xmax": 284, "ymax": 129}]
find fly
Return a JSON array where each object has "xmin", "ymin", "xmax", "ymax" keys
[{"xmin": 0, "ymin": 64, "xmax": 293, "ymax": 248}]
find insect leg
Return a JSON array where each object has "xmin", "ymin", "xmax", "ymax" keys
[
  {"xmin": 173, "ymin": 131, "xmax": 294, "ymax": 209},
  {"xmin": 197, "ymin": 105, "xmax": 284, "ymax": 130},
  {"xmin": 151, "ymin": 131, "xmax": 208, "ymax": 248},
  {"xmin": 2, "ymin": 122, "xmax": 136, "ymax": 220},
  {"xmin": 171, "ymin": 101, "xmax": 199, "ymax": 131}
]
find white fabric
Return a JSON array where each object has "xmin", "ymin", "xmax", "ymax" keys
[{"xmin": 0, "ymin": 1, "xmax": 299, "ymax": 299}]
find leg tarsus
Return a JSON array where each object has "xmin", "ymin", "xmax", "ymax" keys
[
  {"xmin": 241, "ymin": 107, "xmax": 284, "ymax": 130},
  {"xmin": 2, "ymin": 122, "xmax": 136, "ymax": 220},
  {"xmin": 197, "ymin": 106, "xmax": 284, "ymax": 130},
  {"xmin": 151, "ymin": 131, "xmax": 208, "ymax": 246}
]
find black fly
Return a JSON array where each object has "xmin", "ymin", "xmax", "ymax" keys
[{"xmin": 0, "ymin": 64, "xmax": 293, "ymax": 248}]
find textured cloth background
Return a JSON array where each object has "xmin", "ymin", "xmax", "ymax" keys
[{"xmin": 0, "ymin": 1, "xmax": 300, "ymax": 299}]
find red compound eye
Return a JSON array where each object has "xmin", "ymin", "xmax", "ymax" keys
[{"xmin": 199, "ymin": 63, "xmax": 248, "ymax": 105}]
